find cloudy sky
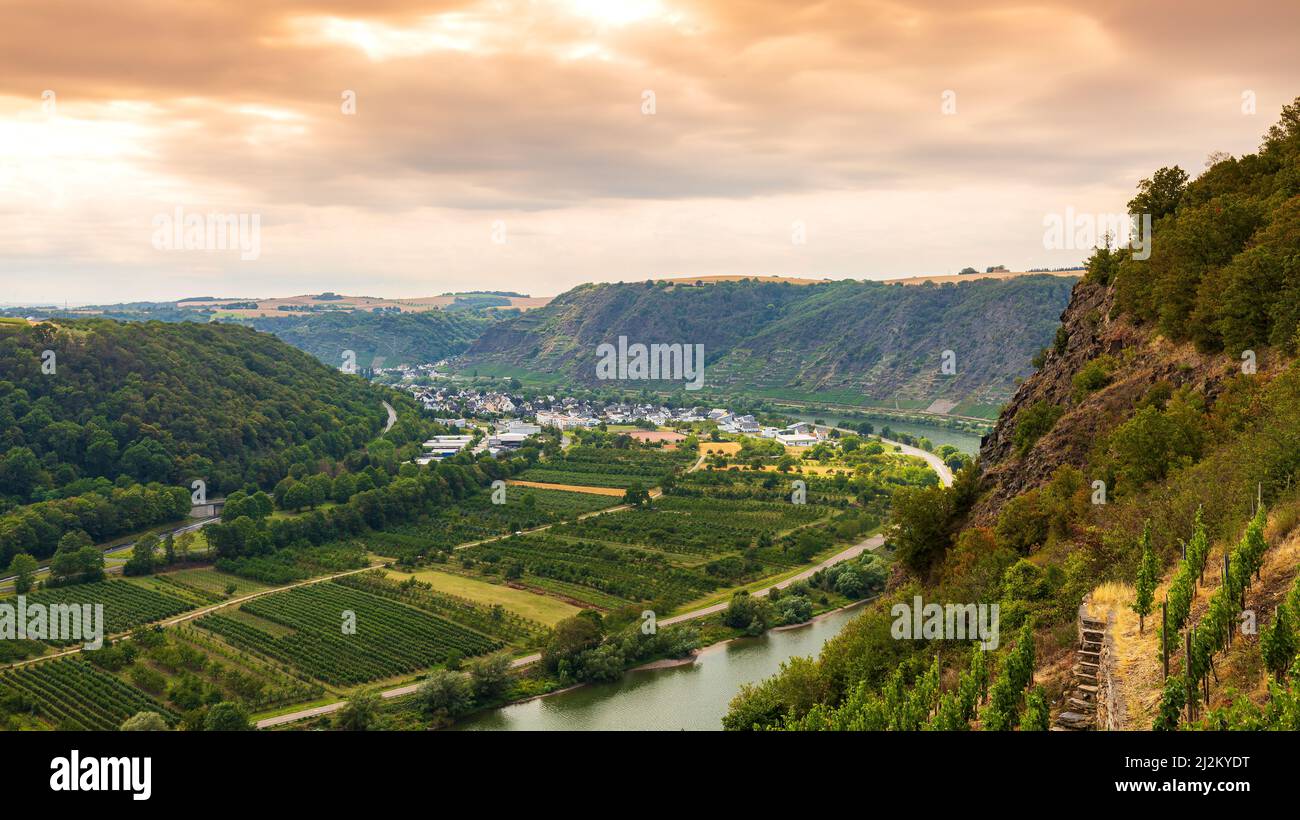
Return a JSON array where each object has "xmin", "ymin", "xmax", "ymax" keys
[{"xmin": 1, "ymin": 0, "xmax": 1296, "ymax": 304}]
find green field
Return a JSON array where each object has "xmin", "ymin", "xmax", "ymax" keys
[
  {"xmin": 196, "ymin": 581, "xmax": 503, "ymax": 685},
  {"xmin": 382, "ymin": 567, "xmax": 580, "ymax": 626}
]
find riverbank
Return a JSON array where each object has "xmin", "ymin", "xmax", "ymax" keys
[{"xmin": 454, "ymin": 599, "xmax": 873, "ymax": 731}]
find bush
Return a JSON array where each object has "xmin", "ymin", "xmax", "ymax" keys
[{"xmin": 1012, "ymin": 402, "xmax": 1063, "ymax": 456}]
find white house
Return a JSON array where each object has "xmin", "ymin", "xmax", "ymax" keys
[{"xmin": 776, "ymin": 433, "xmax": 818, "ymax": 447}]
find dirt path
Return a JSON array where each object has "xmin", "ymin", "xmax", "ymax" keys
[{"xmin": 3, "ymin": 562, "xmax": 385, "ymax": 670}]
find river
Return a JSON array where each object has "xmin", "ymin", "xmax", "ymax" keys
[
  {"xmin": 456, "ymin": 603, "xmax": 865, "ymax": 731},
  {"xmin": 786, "ymin": 412, "xmax": 983, "ymax": 454}
]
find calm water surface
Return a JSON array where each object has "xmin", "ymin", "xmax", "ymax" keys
[{"xmin": 457, "ymin": 604, "xmax": 864, "ymax": 731}]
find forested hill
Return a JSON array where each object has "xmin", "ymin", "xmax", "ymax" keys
[
  {"xmin": 242, "ymin": 310, "xmax": 491, "ymax": 369},
  {"xmin": 0, "ymin": 318, "xmax": 389, "ymax": 503},
  {"xmin": 458, "ymin": 275, "xmax": 1076, "ymax": 411}
]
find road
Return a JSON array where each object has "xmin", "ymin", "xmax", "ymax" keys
[
  {"xmin": 381, "ymin": 400, "xmax": 397, "ymax": 434},
  {"xmin": 255, "ymin": 530, "xmax": 886, "ymax": 729},
  {"xmin": 0, "ymin": 515, "xmax": 221, "ymax": 587},
  {"xmin": 819, "ymin": 425, "xmax": 955, "ymax": 488},
  {"xmin": 258, "ymin": 429, "xmax": 948, "ymax": 728}
]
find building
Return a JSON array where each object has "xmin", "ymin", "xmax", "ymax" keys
[
  {"xmin": 415, "ymin": 434, "xmax": 474, "ymax": 464},
  {"xmin": 776, "ymin": 432, "xmax": 818, "ymax": 447}
]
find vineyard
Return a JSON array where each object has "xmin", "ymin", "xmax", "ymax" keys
[
  {"xmin": 0, "ymin": 657, "xmax": 178, "ymax": 730},
  {"xmin": 1154, "ymin": 508, "xmax": 1272, "ymax": 727},
  {"xmin": 196, "ymin": 581, "xmax": 502, "ymax": 685},
  {"xmin": 154, "ymin": 568, "xmax": 273, "ymax": 602},
  {"xmin": 463, "ymin": 533, "xmax": 722, "ymax": 609},
  {"xmin": 547, "ymin": 495, "xmax": 832, "ymax": 558},
  {"xmin": 367, "ymin": 488, "xmax": 619, "ymax": 559},
  {"xmin": 514, "ymin": 446, "xmax": 693, "ymax": 489},
  {"xmin": 336, "ymin": 570, "xmax": 547, "ymax": 644},
  {"xmin": 114, "ymin": 626, "xmax": 324, "ymax": 714},
  {"xmin": 454, "ymin": 477, "xmax": 859, "ymax": 610},
  {"xmin": 3, "ymin": 580, "xmax": 199, "ymax": 645}
]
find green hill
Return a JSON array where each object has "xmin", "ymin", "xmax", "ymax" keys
[
  {"xmin": 0, "ymin": 319, "xmax": 395, "ymax": 559},
  {"xmin": 458, "ymin": 275, "xmax": 1077, "ymax": 411},
  {"xmin": 242, "ymin": 310, "xmax": 492, "ymax": 369}
]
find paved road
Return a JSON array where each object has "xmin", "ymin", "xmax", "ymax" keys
[
  {"xmin": 819, "ymin": 425, "xmax": 955, "ymax": 487},
  {"xmin": 256, "ymin": 530, "xmax": 886, "ymax": 729},
  {"xmin": 381, "ymin": 401, "xmax": 397, "ymax": 434},
  {"xmin": 0, "ymin": 515, "xmax": 221, "ymax": 587}
]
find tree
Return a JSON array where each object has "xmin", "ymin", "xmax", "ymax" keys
[
  {"xmin": 1132, "ymin": 523, "xmax": 1158, "ymax": 634},
  {"xmin": 622, "ymin": 482, "xmax": 650, "ymax": 507},
  {"xmin": 7, "ymin": 553, "xmax": 38, "ymax": 594},
  {"xmin": 722, "ymin": 591, "xmax": 771, "ymax": 635},
  {"xmin": 282, "ymin": 481, "xmax": 312, "ymax": 512},
  {"xmin": 334, "ymin": 689, "xmax": 381, "ymax": 731},
  {"xmin": 543, "ymin": 613, "xmax": 604, "ymax": 672},
  {"xmin": 123, "ymin": 533, "xmax": 158, "ymax": 576},
  {"xmin": 0, "ymin": 447, "xmax": 42, "ymax": 498},
  {"xmin": 888, "ymin": 483, "xmax": 956, "ymax": 577},
  {"xmin": 203, "ymin": 701, "xmax": 251, "ymax": 731},
  {"xmin": 1127, "ymin": 165, "xmax": 1188, "ymax": 221},
  {"xmin": 415, "ymin": 670, "xmax": 473, "ymax": 724},
  {"xmin": 467, "ymin": 653, "xmax": 512, "ymax": 703},
  {"xmin": 120, "ymin": 711, "xmax": 168, "ymax": 731}
]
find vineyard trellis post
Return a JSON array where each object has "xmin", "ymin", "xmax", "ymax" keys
[{"xmin": 1162, "ymin": 597, "xmax": 1168, "ymax": 679}]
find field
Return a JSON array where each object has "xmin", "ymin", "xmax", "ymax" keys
[
  {"xmin": 214, "ymin": 540, "xmax": 370, "ymax": 584},
  {"xmin": 366, "ymin": 487, "xmax": 620, "ymax": 559},
  {"xmin": 0, "ymin": 658, "xmax": 178, "ymax": 730},
  {"xmin": 196, "ymin": 581, "xmax": 503, "ymax": 685},
  {"xmin": 458, "ymin": 488, "xmax": 840, "ymax": 610},
  {"xmin": 382, "ymin": 567, "xmax": 580, "ymax": 625},
  {"xmin": 506, "ymin": 480, "xmax": 626, "ymax": 496},
  {"xmin": 1, "ymin": 580, "xmax": 201, "ymax": 645},
  {"xmin": 154, "ymin": 567, "xmax": 273, "ymax": 601},
  {"xmin": 514, "ymin": 446, "xmax": 693, "ymax": 489},
  {"xmin": 547, "ymin": 495, "xmax": 830, "ymax": 558},
  {"xmin": 336, "ymin": 571, "xmax": 547, "ymax": 644}
]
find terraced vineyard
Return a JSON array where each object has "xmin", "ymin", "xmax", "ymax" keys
[
  {"xmin": 196, "ymin": 582, "xmax": 502, "ymax": 685},
  {"xmin": 0, "ymin": 658, "xmax": 177, "ymax": 730},
  {"xmin": 3, "ymin": 580, "xmax": 200, "ymax": 645},
  {"xmin": 368, "ymin": 488, "xmax": 619, "ymax": 559},
  {"xmin": 514, "ymin": 446, "xmax": 694, "ymax": 489}
]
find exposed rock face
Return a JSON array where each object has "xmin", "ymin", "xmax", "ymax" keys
[{"xmin": 973, "ymin": 276, "xmax": 1242, "ymax": 525}]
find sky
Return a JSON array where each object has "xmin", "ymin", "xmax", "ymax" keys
[{"xmin": 0, "ymin": 0, "xmax": 1297, "ymax": 305}]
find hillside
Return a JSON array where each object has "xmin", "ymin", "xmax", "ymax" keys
[
  {"xmin": 242, "ymin": 310, "xmax": 492, "ymax": 369},
  {"xmin": 722, "ymin": 96, "xmax": 1300, "ymax": 732},
  {"xmin": 0, "ymin": 319, "xmax": 399, "ymax": 559},
  {"xmin": 458, "ymin": 275, "xmax": 1077, "ymax": 413}
]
